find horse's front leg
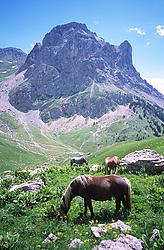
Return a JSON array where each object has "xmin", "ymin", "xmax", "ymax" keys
[
  {"xmin": 84, "ymin": 198, "xmax": 88, "ymax": 215},
  {"xmin": 113, "ymin": 165, "xmax": 116, "ymax": 174},
  {"xmin": 84, "ymin": 198, "xmax": 94, "ymax": 219}
]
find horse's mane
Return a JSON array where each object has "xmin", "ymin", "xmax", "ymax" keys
[
  {"xmin": 61, "ymin": 185, "xmax": 72, "ymax": 210},
  {"xmin": 122, "ymin": 177, "xmax": 131, "ymax": 191},
  {"xmin": 74, "ymin": 175, "xmax": 92, "ymax": 188},
  {"xmin": 62, "ymin": 175, "xmax": 92, "ymax": 210}
]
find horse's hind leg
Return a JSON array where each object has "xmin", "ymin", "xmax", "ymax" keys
[
  {"xmin": 114, "ymin": 197, "xmax": 121, "ymax": 217},
  {"xmin": 84, "ymin": 198, "xmax": 88, "ymax": 215},
  {"xmin": 122, "ymin": 196, "xmax": 130, "ymax": 215}
]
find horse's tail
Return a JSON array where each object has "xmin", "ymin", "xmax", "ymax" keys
[
  {"xmin": 125, "ymin": 184, "xmax": 131, "ymax": 211},
  {"xmin": 123, "ymin": 177, "xmax": 131, "ymax": 211}
]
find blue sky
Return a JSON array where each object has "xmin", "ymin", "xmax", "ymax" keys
[{"xmin": 1, "ymin": 0, "xmax": 164, "ymax": 94}]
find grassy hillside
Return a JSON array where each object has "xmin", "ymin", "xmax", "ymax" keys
[
  {"xmin": 0, "ymin": 120, "xmax": 163, "ymax": 172},
  {"xmin": 0, "ymin": 112, "xmax": 30, "ymax": 141},
  {"xmin": 0, "ymin": 133, "xmax": 47, "ymax": 172},
  {"xmin": 0, "ymin": 113, "xmax": 79, "ymax": 166},
  {"xmin": 56, "ymin": 114, "xmax": 163, "ymax": 154},
  {"xmin": 0, "ymin": 61, "xmax": 18, "ymax": 82},
  {"xmin": 88, "ymin": 136, "xmax": 164, "ymax": 165}
]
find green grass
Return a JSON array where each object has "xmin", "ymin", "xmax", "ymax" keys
[
  {"xmin": 0, "ymin": 61, "xmax": 18, "ymax": 82},
  {"xmin": 88, "ymin": 136, "xmax": 164, "ymax": 165},
  {"xmin": 0, "ymin": 134, "xmax": 163, "ymax": 249},
  {"xmin": 0, "ymin": 112, "xmax": 30, "ymax": 140},
  {"xmin": 56, "ymin": 126, "xmax": 98, "ymax": 153},
  {"xmin": 0, "ymin": 165, "xmax": 163, "ymax": 249},
  {"xmin": 55, "ymin": 113, "xmax": 162, "ymax": 155},
  {"xmin": 0, "ymin": 133, "xmax": 47, "ymax": 172}
]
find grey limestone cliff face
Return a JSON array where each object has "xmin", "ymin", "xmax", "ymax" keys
[{"xmin": 8, "ymin": 22, "xmax": 164, "ymax": 122}]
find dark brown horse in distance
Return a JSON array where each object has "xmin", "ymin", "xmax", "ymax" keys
[
  {"xmin": 70, "ymin": 157, "xmax": 88, "ymax": 168},
  {"xmin": 60, "ymin": 174, "xmax": 131, "ymax": 220},
  {"xmin": 104, "ymin": 156, "xmax": 120, "ymax": 175}
]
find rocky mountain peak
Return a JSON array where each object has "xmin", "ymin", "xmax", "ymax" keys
[
  {"xmin": 18, "ymin": 43, "xmax": 41, "ymax": 73},
  {"xmin": 8, "ymin": 22, "xmax": 164, "ymax": 125},
  {"xmin": 42, "ymin": 22, "xmax": 93, "ymax": 47},
  {"xmin": 52, "ymin": 22, "xmax": 88, "ymax": 33},
  {"xmin": 117, "ymin": 40, "xmax": 133, "ymax": 69}
]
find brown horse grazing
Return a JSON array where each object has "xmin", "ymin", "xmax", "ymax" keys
[
  {"xmin": 59, "ymin": 174, "xmax": 131, "ymax": 220},
  {"xmin": 104, "ymin": 156, "xmax": 120, "ymax": 175}
]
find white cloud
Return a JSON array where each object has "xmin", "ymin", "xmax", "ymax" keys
[
  {"xmin": 129, "ymin": 27, "xmax": 146, "ymax": 35},
  {"xmin": 146, "ymin": 77, "xmax": 164, "ymax": 95},
  {"xmin": 156, "ymin": 25, "xmax": 164, "ymax": 36}
]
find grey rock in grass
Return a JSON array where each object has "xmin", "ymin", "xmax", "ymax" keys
[
  {"xmin": 69, "ymin": 238, "xmax": 84, "ymax": 249},
  {"xmin": 9, "ymin": 178, "xmax": 44, "ymax": 192},
  {"xmin": 93, "ymin": 234, "xmax": 144, "ymax": 250},
  {"xmin": 91, "ymin": 224, "xmax": 108, "ymax": 238},
  {"xmin": 109, "ymin": 220, "xmax": 131, "ymax": 233},
  {"xmin": 121, "ymin": 149, "xmax": 164, "ymax": 174},
  {"xmin": 42, "ymin": 233, "xmax": 57, "ymax": 244},
  {"xmin": 150, "ymin": 229, "xmax": 160, "ymax": 242},
  {"xmin": 91, "ymin": 221, "xmax": 131, "ymax": 238}
]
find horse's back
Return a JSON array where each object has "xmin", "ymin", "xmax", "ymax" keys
[
  {"xmin": 70, "ymin": 157, "xmax": 87, "ymax": 166},
  {"xmin": 99, "ymin": 174, "xmax": 130, "ymax": 191},
  {"xmin": 105, "ymin": 156, "xmax": 119, "ymax": 165},
  {"xmin": 78, "ymin": 174, "xmax": 130, "ymax": 201}
]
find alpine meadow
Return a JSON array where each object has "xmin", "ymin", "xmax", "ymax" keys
[{"xmin": 0, "ymin": 14, "xmax": 164, "ymax": 250}]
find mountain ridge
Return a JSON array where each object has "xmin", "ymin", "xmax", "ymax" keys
[
  {"xmin": 3, "ymin": 22, "xmax": 163, "ymax": 139},
  {"xmin": 0, "ymin": 47, "xmax": 26, "ymax": 82}
]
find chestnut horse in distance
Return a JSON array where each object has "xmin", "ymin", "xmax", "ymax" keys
[
  {"xmin": 59, "ymin": 174, "xmax": 131, "ymax": 220},
  {"xmin": 104, "ymin": 156, "xmax": 120, "ymax": 175}
]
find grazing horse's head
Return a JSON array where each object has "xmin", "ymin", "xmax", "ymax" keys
[
  {"xmin": 59, "ymin": 185, "xmax": 73, "ymax": 220},
  {"xmin": 59, "ymin": 195, "xmax": 68, "ymax": 220}
]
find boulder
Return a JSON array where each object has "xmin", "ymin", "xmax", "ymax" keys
[
  {"xmin": 91, "ymin": 224, "xmax": 108, "ymax": 238},
  {"xmin": 93, "ymin": 234, "xmax": 144, "ymax": 250},
  {"xmin": 42, "ymin": 233, "xmax": 57, "ymax": 244},
  {"xmin": 91, "ymin": 221, "xmax": 131, "ymax": 238},
  {"xmin": 29, "ymin": 163, "xmax": 49, "ymax": 176},
  {"xmin": 90, "ymin": 164, "xmax": 101, "ymax": 172},
  {"xmin": 109, "ymin": 220, "xmax": 131, "ymax": 233},
  {"xmin": 9, "ymin": 178, "xmax": 44, "ymax": 192},
  {"xmin": 69, "ymin": 238, "xmax": 84, "ymax": 249},
  {"xmin": 121, "ymin": 149, "xmax": 164, "ymax": 174},
  {"xmin": 149, "ymin": 229, "xmax": 160, "ymax": 242}
]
